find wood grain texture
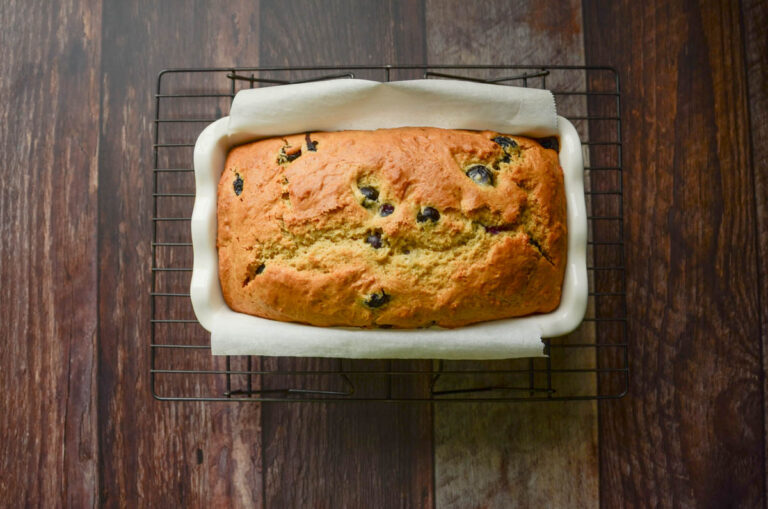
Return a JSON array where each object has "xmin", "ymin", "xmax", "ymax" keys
[
  {"xmin": 97, "ymin": 2, "xmax": 264, "ymax": 507},
  {"xmin": 3, "ymin": 2, "xmax": 765, "ymax": 507},
  {"xmin": 426, "ymin": 1, "xmax": 599, "ymax": 507},
  {"xmin": 740, "ymin": 0, "xmax": 768, "ymax": 497},
  {"xmin": 583, "ymin": 0, "xmax": 765, "ymax": 506},
  {"xmin": 433, "ymin": 400, "xmax": 597, "ymax": 508},
  {"xmin": 426, "ymin": 0, "xmax": 584, "ymax": 66},
  {"xmin": 0, "ymin": 1, "xmax": 101, "ymax": 507},
  {"xmin": 258, "ymin": 2, "xmax": 433, "ymax": 508}
]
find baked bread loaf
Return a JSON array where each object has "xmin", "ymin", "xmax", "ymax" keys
[{"xmin": 217, "ymin": 127, "xmax": 567, "ymax": 328}]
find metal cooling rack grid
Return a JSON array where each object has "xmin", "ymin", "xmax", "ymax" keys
[{"xmin": 151, "ymin": 65, "xmax": 627, "ymax": 401}]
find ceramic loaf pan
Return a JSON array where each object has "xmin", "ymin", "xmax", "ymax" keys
[{"xmin": 190, "ymin": 80, "xmax": 587, "ymax": 359}]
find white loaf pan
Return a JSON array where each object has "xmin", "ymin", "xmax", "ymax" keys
[{"xmin": 190, "ymin": 82, "xmax": 587, "ymax": 359}]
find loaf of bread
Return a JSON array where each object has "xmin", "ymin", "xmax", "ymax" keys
[{"xmin": 217, "ymin": 127, "xmax": 567, "ymax": 328}]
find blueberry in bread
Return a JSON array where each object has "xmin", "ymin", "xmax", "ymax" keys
[{"xmin": 217, "ymin": 127, "xmax": 566, "ymax": 328}]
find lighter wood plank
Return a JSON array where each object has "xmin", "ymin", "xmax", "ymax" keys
[
  {"xmin": 0, "ymin": 1, "xmax": 101, "ymax": 506},
  {"xmin": 425, "ymin": 1, "xmax": 599, "ymax": 507},
  {"xmin": 434, "ymin": 401, "xmax": 597, "ymax": 508}
]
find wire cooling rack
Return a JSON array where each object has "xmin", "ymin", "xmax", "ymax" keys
[{"xmin": 151, "ymin": 65, "xmax": 627, "ymax": 402}]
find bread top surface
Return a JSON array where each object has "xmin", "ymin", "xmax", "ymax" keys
[{"xmin": 217, "ymin": 126, "xmax": 567, "ymax": 328}]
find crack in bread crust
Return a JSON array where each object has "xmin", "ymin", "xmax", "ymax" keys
[{"xmin": 241, "ymin": 211, "xmax": 553, "ymax": 278}]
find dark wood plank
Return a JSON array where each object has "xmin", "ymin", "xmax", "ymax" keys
[
  {"xmin": 740, "ymin": 0, "xmax": 768, "ymax": 496},
  {"xmin": 257, "ymin": 1, "xmax": 434, "ymax": 508},
  {"xmin": 97, "ymin": 1, "xmax": 265, "ymax": 507},
  {"xmin": 425, "ymin": 1, "xmax": 600, "ymax": 507},
  {"xmin": 583, "ymin": 0, "xmax": 765, "ymax": 506},
  {"xmin": 0, "ymin": 1, "xmax": 101, "ymax": 506}
]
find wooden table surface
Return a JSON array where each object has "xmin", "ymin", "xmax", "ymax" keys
[{"xmin": 1, "ymin": 0, "xmax": 766, "ymax": 507}]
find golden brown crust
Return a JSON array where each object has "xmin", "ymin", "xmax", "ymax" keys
[{"xmin": 217, "ymin": 127, "xmax": 567, "ymax": 328}]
